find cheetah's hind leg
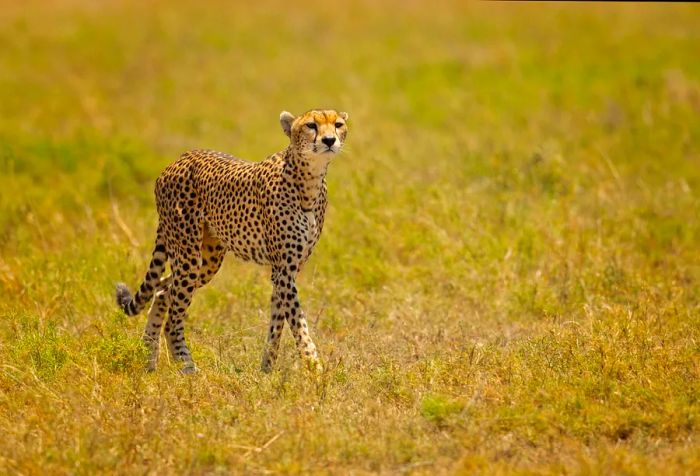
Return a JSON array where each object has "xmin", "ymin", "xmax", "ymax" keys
[
  {"xmin": 143, "ymin": 275, "xmax": 172, "ymax": 371},
  {"xmin": 161, "ymin": 226, "xmax": 225, "ymax": 374},
  {"xmin": 163, "ymin": 249, "xmax": 203, "ymax": 375}
]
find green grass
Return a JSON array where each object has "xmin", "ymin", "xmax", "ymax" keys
[{"xmin": 1, "ymin": 0, "xmax": 699, "ymax": 473}]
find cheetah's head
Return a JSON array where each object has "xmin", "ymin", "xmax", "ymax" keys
[{"xmin": 279, "ymin": 109, "xmax": 349, "ymax": 158}]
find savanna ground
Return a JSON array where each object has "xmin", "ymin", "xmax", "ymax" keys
[{"xmin": 1, "ymin": 1, "xmax": 699, "ymax": 474}]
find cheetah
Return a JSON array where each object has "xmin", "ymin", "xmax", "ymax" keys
[{"xmin": 115, "ymin": 109, "xmax": 348, "ymax": 373}]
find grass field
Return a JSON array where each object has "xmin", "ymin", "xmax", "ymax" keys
[{"xmin": 1, "ymin": 0, "xmax": 699, "ymax": 474}]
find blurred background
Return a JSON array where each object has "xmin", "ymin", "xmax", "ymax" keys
[{"xmin": 0, "ymin": 0, "xmax": 698, "ymax": 473}]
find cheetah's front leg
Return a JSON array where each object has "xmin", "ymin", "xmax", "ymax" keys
[
  {"xmin": 261, "ymin": 265, "xmax": 320, "ymax": 372},
  {"xmin": 261, "ymin": 271, "xmax": 285, "ymax": 372}
]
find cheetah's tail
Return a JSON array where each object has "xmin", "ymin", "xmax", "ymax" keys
[{"xmin": 116, "ymin": 224, "xmax": 167, "ymax": 317}]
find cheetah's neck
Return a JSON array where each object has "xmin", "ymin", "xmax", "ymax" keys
[{"xmin": 282, "ymin": 147, "xmax": 330, "ymax": 212}]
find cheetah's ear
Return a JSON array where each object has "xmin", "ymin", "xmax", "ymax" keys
[
  {"xmin": 339, "ymin": 111, "xmax": 349, "ymax": 121},
  {"xmin": 279, "ymin": 111, "xmax": 295, "ymax": 138}
]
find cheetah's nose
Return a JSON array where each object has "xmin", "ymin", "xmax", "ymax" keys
[{"xmin": 321, "ymin": 136, "xmax": 336, "ymax": 148}]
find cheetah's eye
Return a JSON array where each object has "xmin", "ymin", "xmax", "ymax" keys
[
  {"xmin": 335, "ymin": 122, "xmax": 344, "ymax": 128},
  {"xmin": 306, "ymin": 123, "xmax": 317, "ymax": 130}
]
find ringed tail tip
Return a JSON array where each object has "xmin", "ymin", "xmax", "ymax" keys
[{"xmin": 115, "ymin": 282, "xmax": 137, "ymax": 316}]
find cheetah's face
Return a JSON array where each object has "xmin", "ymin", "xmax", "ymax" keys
[{"xmin": 280, "ymin": 109, "xmax": 349, "ymax": 158}]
